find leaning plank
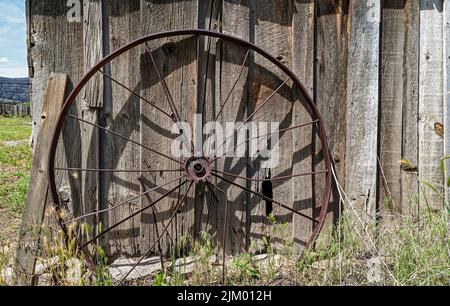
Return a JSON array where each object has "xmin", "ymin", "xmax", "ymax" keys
[
  {"xmin": 14, "ymin": 73, "xmax": 68, "ymax": 285},
  {"xmin": 345, "ymin": 0, "xmax": 380, "ymax": 223}
]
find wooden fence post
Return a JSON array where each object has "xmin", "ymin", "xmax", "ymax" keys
[{"xmin": 14, "ymin": 73, "xmax": 68, "ymax": 285}]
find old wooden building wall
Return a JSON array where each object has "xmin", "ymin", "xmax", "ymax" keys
[{"xmin": 27, "ymin": 0, "xmax": 449, "ymax": 256}]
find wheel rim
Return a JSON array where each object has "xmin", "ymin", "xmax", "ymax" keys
[{"xmin": 47, "ymin": 29, "xmax": 332, "ymax": 285}]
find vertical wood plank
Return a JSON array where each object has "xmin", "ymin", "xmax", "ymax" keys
[
  {"xmin": 80, "ymin": 0, "xmax": 103, "ymax": 244},
  {"xmin": 250, "ymin": 0, "xmax": 295, "ymax": 253},
  {"xmin": 28, "ymin": 0, "xmax": 85, "ymax": 128},
  {"xmin": 444, "ymin": 0, "xmax": 450, "ymax": 207},
  {"xmin": 345, "ymin": 0, "xmax": 380, "ymax": 221},
  {"xmin": 27, "ymin": 0, "xmax": 85, "ymax": 244},
  {"xmin": 102, "ymin": 0, "xmax": 141, "ymax": 257},
  {"xmin": 401, "ymin": 0, "xmax": 420, "ymax": 216},
  {"xmin": 419, "ymin": 0, "xmax": 444, "ymax": 211},
  {"xmin": 196, "ymin": 0, "xmax": 221, "ymax": 238},
  {"xmin": 379, "ymin": 0, "xmax": 405, "ymax": 212},
  {"xmin": 218, "ymin": 0, "xmax": 250, "ymax": 254},
  {"xmin": 315, "ymin": 0, "xmax": 349, "ymax": 230},
  {"xmin": 292, "ymin": 0, "xmax": 315, "ymax": 253},
  {"xmin": 140, "ymin": 0, "xmax": 198, "ymax": 256}
]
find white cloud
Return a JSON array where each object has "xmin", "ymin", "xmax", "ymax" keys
[
  {"xmin": 0, "ymin": 1, "xmax": 27, "ymax": 77},
  {"xmin": 0, "ymin": 67, "xmax": 28, "ymax": 78},
  {"xmin": 0, "ymin": 3, "xmax": 25, "ymax": 25},
  {"xmin": 0, "ymin": 2, "xmax": 26, "ymax": 43}
]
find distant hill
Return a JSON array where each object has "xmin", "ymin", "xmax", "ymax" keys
[{"xmin": 0, "ymin": 77, "xmax": 30, "ymax": 104}]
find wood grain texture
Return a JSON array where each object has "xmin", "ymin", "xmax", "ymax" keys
[
  {"xmin": 24, "ymin": 2, "xmax": 86, "ymax": 274},
  {"xmin": 345, "ymin": 0, "xmax": 380, "ymax": 221},
  {"xmin": 444, "ymin": 0, "xmax": 450, "ymax": 206},
  {"xmin": 80, "ymin": 0, "xmax": 103, "ymax": 245},
  {"xmin": 140, "ymin": 0, "xmax": 198, "ymax": 256},
  {"xmin": 379, "ymin": 0, "xmax": 405, "ymax": 212},
  {"xmin": 315, "ymin": 0, "xmax": 349, "ymax": 231},
  {"xmin": 195, "ymin": 0, "xmax": 221, "ymax": 239},
  {"xmin": 249, "ymin": 0, "xmax": 295, "ymax": 253},
  {"xmin": 401, "ymin": 0, "xmax": 420, "ymax": 216},
  {"xmin": 419, "ymin": 0, "xmax": 444, "ymax": 211},
  {"xmin": 291, "ymin": 0, "xmax": 315, "ymax": 253},
  {"xmin": 25, "ymin": 0, "xmax": 450, "ymax": 264},
  {"xmin": 101, "ymin": 0, "xmax": 141, "ymax": 257},
  {"xmin": 28, "ymin": 0, "xmax": 84, "ymax": 147},
  {"xmin": 15, "ymin": 73, "xmax": 68, "ymax": 285},
  {"xmin": 218, "ymin": 0, "xmax": 251, "ymax": 254}
]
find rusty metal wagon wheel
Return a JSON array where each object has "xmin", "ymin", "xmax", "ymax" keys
[{"xmin": 48, "ymin": 29, "xmax": 332, "ymax": 285}]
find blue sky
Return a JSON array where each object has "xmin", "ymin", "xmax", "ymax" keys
[{"xmin": 0, "ymin": 0, "xmax": 27, "ymax": 78}]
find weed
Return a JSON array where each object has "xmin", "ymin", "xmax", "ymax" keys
[{"xmin": 152, "ymin": 272, "xmax": 169, "ymax": 286}]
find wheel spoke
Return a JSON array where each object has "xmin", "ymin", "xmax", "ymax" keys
[
  {"xmin": 65, "ymin": 175, "xmax": 186, "ymax": 225},
  {"xmin": 118, "ymin": 181, "xmax": 193, "ymax": 285},
  {"xmin": 54, "ymin": 167, "xmax": 183, "ymax": 173},
  {"xmin": 213, "ymin": 49, "xmax": 251, "ymax": 124},
  {"xmin": 138, "ymin": 177, "xmax": 166, "ymax": 272},
  {"xmin": 210, "ymin": 77, "xmax": 291, "ymax": 158},
  {"xmin": 141, "ymin": 160, "xmax": 175, "ymax": 246},
  {"xmin": 212, "ymin": 120, "xmax": 319, "ymax": 162},
  {"xmin": 144, "ymin": 41, "xmax": 195, "ymax": 153},
  {"xmin": 82, "ymin": 180, "xmax": 188, "ymax": 248},
  {"xmin": 211, "ymin": 169, "xmax": 328, "ymax": 182},
  {"xmin": 99, "ymin": 69, "xmax": 175, "ymax": 122},
  {"xmin": 212, "ymin": 173, "xmax": 317, "ymax": 224},
  {"xmin": 205, "ymin": 181, "xmax": 219, "ymax": 203},
  {"xmin": 144, "ymin": 42, "xmax": 181, "ymax": 122},
  {"xmin": 66, "ymin": 114, "xmax": 183, "ymax": 165},
  {"xmin": 196, "ymin": 33, "xmax": 203, "ymax": 156}
]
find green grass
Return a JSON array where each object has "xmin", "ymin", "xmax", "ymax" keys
[
  {"xmin": 0, "ymin": 144, "xmax": 32, "ymax": 169},
  {"xmin": 0, "ymin": 172, "xmax": 30, "ymax": 214},
  {"xmin": 0, "ymin": 116, "xmax": 32, "ymax": 142},
  {"xmin": 0, "ymin": 116, "xmax": 32, "ymax": 285},
  {"xmin": 0, "ymin": 116, "xmax": 32, "ymax": 215}
]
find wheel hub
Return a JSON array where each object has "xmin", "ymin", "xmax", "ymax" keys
[{"xmin": 185, "ymin": 156, "xmax": 212, "ymax": 182}]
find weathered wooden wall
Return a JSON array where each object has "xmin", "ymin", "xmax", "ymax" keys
[{"xmin": 27, "ymin": 0, "xmax": 448, "ymax": 257}]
